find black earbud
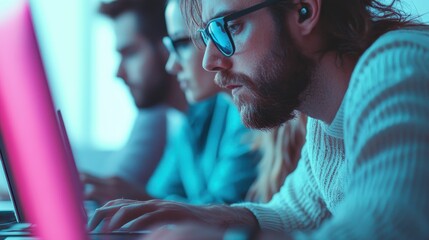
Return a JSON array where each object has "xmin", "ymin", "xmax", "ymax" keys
[{"xmin": 298, "ymin": 6, "xmax": 309, "ymax": 22}]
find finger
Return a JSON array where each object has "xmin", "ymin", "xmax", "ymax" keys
[
  {"xmin": 126, "ymin": 211, "xmax": 165, "ymax": 231},
  {"xmin": 80, "ymin": 173, "xmax": 105, "ymax": 185},
  {"xmin": 88, "ymin": 205, "xmax": 123, "ymax": 231},
  {"xmin": 84, "ymin": 186, "xmax": 111, "ymax": 204},
  {"xmin": 100, "ymin": 217, "xmax": 112, "ymax": 233},
  {"xmin": 102, "ymin": 198, "xmax": 139, "ymax": 207},
  {"xmin": 126, "ymin": 210, "xmax": 186, "ymax": 231},
  {"xmin": 84, "ymin": 187, "xmax": 101, "ymax": 202},
  {"xmin": 108, "ymin": 203, "xmax": 155, "ymax": 231}
]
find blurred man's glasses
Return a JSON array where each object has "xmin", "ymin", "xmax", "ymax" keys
[
  {"xmin": 163, "ymin": 36, "xmax": 192, "ymax": 59},
  {"xmin": 198, "ymin": 0, "xmax": 282, "ymax": 57}
]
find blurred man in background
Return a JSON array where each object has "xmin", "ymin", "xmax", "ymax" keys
[{"xmin": 81, "ymin": 0, "xmax": 187, "ymax": 203}]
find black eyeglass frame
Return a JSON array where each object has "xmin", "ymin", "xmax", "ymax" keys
[
  {"xmin": 163, "ymin": 36, "xmax": 192, "ymax": 58},
  {"xmin": 198, "ymin": 0, "xmax": 283, "ymax": 57}
]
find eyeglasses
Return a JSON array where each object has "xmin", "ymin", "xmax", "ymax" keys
[
  {"xmin": 162, "ymin": 36, "xmax": 192, "ymax": 58},
  {"xmin": 198, "ymin": 0, "xmax": 283, "ymax": 57}
]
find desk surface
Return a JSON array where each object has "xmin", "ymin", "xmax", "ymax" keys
[{"xmin": 1, "ymin": 232, "xmax": 147, "ymax": 240}]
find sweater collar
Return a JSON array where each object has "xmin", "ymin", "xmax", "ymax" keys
[{"xmin": 320, "ymin": 99, "xmax": 345, "ymax": 139}]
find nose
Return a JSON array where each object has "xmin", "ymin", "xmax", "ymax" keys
[
  {"xmin": 202, "ymin": 40, "xmax": 232, "ymax": 72},
  {"xmin": 116, "ymin": 60, "xmax": 127, "ymax": 82},
  {"xmin": 165, "ymin": 53, "xmax": 182, "ymax": 75}
]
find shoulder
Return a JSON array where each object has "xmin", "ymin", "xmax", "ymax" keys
[
  {"xmin": 344, "ymin": 27, "xmax": 429, "ymax": 151},
  {"xmin": 376, "ymin": 26, "xmax": 429, "ymax": 47},
  {"xmin": 166, "ymin": 107, "xmax": 188, "ymax": 129},
  {"xmin": 369, "ymin": 27, "xmax": 429, "ymax": 53},
  {"xmin": 346, "ymin": 27, "xmax": 429, "ymax": 110},
  {"xmin": 353, "ymin": 27, "xmax": 429, "ymax": 78}
]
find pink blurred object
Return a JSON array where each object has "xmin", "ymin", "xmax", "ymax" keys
[{"xmin": 0, "ymin": 1, "xmax": 88, "ymax": 239}]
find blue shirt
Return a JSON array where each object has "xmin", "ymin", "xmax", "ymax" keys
[{"xmin": 147, "ymin": 93, "xmax": 260, "ymax": 204}]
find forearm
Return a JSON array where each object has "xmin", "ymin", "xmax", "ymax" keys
[{"xmin": 204, "ymin": 205, "xmax": 259, "ymax": 229}]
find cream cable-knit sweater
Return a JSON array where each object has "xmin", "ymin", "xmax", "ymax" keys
[{"xmin": 234, "ymin": 28, "xmax": 429, "ymax": 239}]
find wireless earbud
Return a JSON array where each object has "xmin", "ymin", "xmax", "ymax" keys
[{"xmin": 298, "ymin": 6, "xmax": 309, "ymax": 22}]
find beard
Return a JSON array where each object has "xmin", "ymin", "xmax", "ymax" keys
[{"xmin": 215, "ymin": 35, "xmax": 314, "ymax": 130}]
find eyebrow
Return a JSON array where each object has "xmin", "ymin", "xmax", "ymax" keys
[
  {"xmin": 170, "ymin": 31, "xmax": 190, "ymax": 39},
  {"xmin": 117, "ymin": 44, "xmax": 135, "ymax": 56},
  {"xmin": 202, "ymin": 9, "xmax": 235, "ymax": 26}
]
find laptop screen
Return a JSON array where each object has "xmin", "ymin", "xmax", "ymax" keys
[
  {"xmin": 0, "ymin": 134, "xmax": 26, "ymax": 224},
  {"xmin": 0, "ymin": 1, "xmax": 88, "ymax": 239}
]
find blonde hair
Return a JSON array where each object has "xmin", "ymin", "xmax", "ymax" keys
[{"xmin": 246, "ymin": 112, "xmax": 307, "ymax": 203}]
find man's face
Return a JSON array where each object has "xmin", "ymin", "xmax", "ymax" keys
[
  {"xmin": 114, "ymin": 11, "xmax": 168, "ymax": 108},
  {"xmin": 201, "ymin": 0, "xmax": 313, "ymax": 129}
]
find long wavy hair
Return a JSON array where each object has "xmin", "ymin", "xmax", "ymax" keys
[
  {"xmin": 246, "ymin": 113, "xmax": 307, "ymax": 203},
  {"xmin": 182, "ymin": 0, "xmax": 423, "ymax": 58}
]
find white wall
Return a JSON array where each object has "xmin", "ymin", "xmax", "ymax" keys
[{"xmin": 29, "ymin": 0, "xmax": 137, "ymax": 152}]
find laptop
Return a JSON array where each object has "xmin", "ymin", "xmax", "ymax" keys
[
  {"xmin": 0, "ymin": 1, "xmax": 146, "ymax": 239},
  {"xmin": 0, "ymin": 112, "xmax": 146, "ymax": 240}
]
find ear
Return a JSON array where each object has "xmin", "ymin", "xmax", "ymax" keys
[{"xmin": 294, "ymin": 0, "xmax": 321, "ymax": 36}]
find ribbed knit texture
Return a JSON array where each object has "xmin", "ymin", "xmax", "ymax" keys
[{"xmin": 234, "ymin": 28, "xmax": 429, "ymax": 239}]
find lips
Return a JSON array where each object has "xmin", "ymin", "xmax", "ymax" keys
[
  {"xmin": 214, "ymin": 72, "xmax": 242, "ymax": 89},
  {"xmin": 227, "ymin": 85, "xmax": 242, "ymax": 97},
  {"xmin": 225, "ymin": 84, "xmax": 241, "ymax": 90}
]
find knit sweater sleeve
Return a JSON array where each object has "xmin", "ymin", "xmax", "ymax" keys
[
  {"xmin": 295, "ymin": 30, "xmax": 429, "ymax": 239},
  {"xmin": 232, "ymin": 141, "xmax": 331, "ymax": 232}
]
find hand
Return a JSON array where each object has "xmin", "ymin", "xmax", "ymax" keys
[
  {"xmin": 88, "ymin": 198, "xmax": 258, "ymax": 232},
  {"xmin": 80, "ymin": 172, "xmax": 151, "ymax": 205}
]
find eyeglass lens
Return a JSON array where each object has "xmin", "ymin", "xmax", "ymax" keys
[{"xmin": 207, "ymin": 20, "xmax": 234, "ymax": 56}]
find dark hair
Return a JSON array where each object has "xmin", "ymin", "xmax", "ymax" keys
[
  {"xmin": 182, "ymin": 0, "xmax": 424, "ymax": 57},
  {"xmin": 317, "ymin": 0, "xmax": 422, "ymax": 57},
  {"xmin": 99, "ymin": 0, "xmax": 167, "ymax": 42}
]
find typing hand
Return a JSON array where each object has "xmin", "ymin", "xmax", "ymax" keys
[
  {"xmin": 87, "ymin": 199, "xmax": 249, "ymax": 232},
  {"xmin": 80, "ymin": 172, "xmax": 151, "ymax": 205}
]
